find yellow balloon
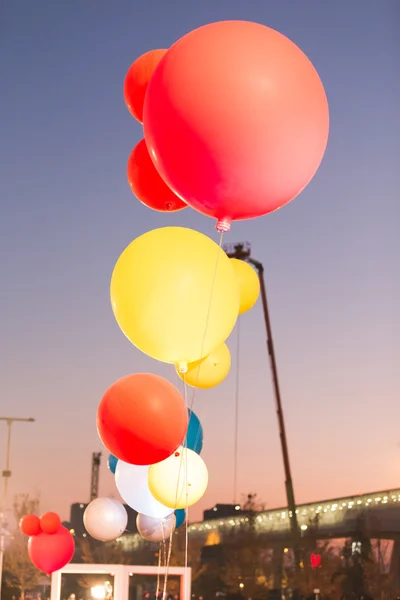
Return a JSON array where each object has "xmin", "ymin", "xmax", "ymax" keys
[
  {"xmin": 176, "ymin": 343, "xmax": 231, "ymax": 389},
  {"xmin": 111, "ymin": 227, "xmax": 239, "ymax": 369},
  {"xmin": 148, "ymin": 446, "xmax": 208, "ymax": 509},
  {"xmin": 230, "ymin": 258, "xmax": 260, "ymax": 315}
]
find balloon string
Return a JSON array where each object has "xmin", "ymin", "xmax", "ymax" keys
[
  {"xmin": 175, "ymin": 231, "xmax": 225, "ymax": 504},
  {"xmin": 161, "ymin": 520, "xmax": 168, "ymax": 600},
  {"xmin": 162, "ymin": 528, "xmax": 173, "ymax": 600},
  {"xmin": 172, "ymin": 375, "xmax": 188, "ymax": 513},
  {"xmin": 233, "ymin": 320, "xmax": 240, "ymax": 504},
  {"xmin": 166, "ymin": 373, "xmax": 187, "ymax": 600},
  {"xmin": 188, "ymin": 230, "xmax": 225, "ymax": 435},
  {"xmin": 183, "ymin": 379, "xmax": 189, "ymax": 572},
  {"xmin": 161, "ymin": 522, "xmax": 166, "ymax": 567},
  {"xmin": 183, "ymin": 231, "xmax": 225, "ymax": 569},
  {"xmin": 191, "ymin": 230, "xmax": 225, "ymax": 400},
  {"xmin": 177, "ymin": 231, "xmax": 225, "ymax": 474},
  {"xmin": 173, "ymin": 231, "xmax": 225, "ymax": 575},
  {"xmin": 156, "ymin": 542, "xmax": 162, "ymax": 600},
  {"xmin": 160, "ymin": 517, "xmax": 174, "ymax": 600}
]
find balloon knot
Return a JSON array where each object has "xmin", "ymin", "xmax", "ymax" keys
[
  {"xmin": 216, "ymin": 218, "xmax": 231, "ymax": 233},
  {"xmin": 177, "ymin": 361, "xmax": 188, "ymax": 374}
]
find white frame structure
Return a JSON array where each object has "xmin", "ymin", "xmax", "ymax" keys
[{"xmin": 51, "ymin": 563, "xmax": 191, "ymax": 600}]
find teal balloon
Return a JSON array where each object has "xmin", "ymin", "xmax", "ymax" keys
[
  {"xmin": 175, "ymin": 509, "xmax": 186, "ymax": 529},
  {"xmin": 185, "ymin": 409, "xmax": 203, "ymax": 454},
  {"xmin": 108, "ymin": 454, "xmax": 118, "ymax": 474}
]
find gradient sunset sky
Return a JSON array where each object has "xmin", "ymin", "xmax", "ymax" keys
[{"xmin": 0, "ymin": 0, "xmax": 399, "ymax": 523}]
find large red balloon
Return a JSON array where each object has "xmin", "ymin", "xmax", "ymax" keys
[
  {"xmin": 97, "ymin": 374, "xmax": 188, "ymax": 465},
  {"xmin": 124, "ymin": 49, "xmax": 167, "ymax": 123},
  {"xmin": 19, "ymin": 514, "xmax": 41, "ymax": 536},
  {"xmin": 28, "ymin": 526, "xmax": 75, "ymax": 574},
  {"xmin": 143, "ymin": 21, "xmax": 329, "ymax": 232},
  {"xmin": 127, "ymin": 139, "xmax": 187, "ymax": 212}
]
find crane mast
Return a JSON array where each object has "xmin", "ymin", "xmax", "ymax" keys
[{"xmin": 90, "ymin": 452, "xmax": 101, "ymax": 501}]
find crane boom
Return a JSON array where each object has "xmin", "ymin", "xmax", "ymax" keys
[{"xmin": 90, "ymin": 452, "xmax": 101, "ymax": 501}]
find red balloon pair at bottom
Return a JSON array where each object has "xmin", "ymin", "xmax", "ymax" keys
[{"xmin": 20, "ymin": 512, "xmax": 75, "ymax": 575}]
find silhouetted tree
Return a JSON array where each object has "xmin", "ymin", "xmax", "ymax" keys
[
  {"xmin": 363, "ymin": 538, "xmax": 399, "ymax": 599},
  {"xmin": 337, "ymin": 515, "xmax": 400, "ymax": 598},
  {"xmin": 4, "ymin": 494, "xmax": 42, "ymax": 599},
  {"xmin": 220, "ymin": 496, "xmax": 273, "ymax": 599},
  {"xmin": 287, "ymin": 541, "xmax": 341, "ymax": 597}
]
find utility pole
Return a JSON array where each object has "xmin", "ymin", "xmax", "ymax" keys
[
  {"xmin": 225, "ymin": 242, "xmax": 301, "ymax": 575},
  {"xmin": 0, "ymin": 417, "xmax": 35, "ymax": 599}
]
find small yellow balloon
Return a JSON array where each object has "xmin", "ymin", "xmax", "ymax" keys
[
  {"xmin": 110, "ymin": 227, "xmax": 240, "ymax": 369},
  {"xmin": 230, "ymin": 258, "xmax": 260, "ymax": 315},
  {"xmin": 176, "ymin": 343, "xmax": 231, "ymax": 389},
  {"xmin": 148, "ymin": 447, "xmax": 208, "ymax": 509}
]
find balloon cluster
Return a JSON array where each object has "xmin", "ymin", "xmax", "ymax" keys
[
  {"xmin": 19, "ymin": 512, "xmax": 75, "ymax": 575},
  {"xmin": 124, "ymin": 21, "xmax": 329, "ymax": 231},
  {"xmin": 91, "ymin": 372, "xmax": 208, "ymax": 543},
  {"xmin": 124, "ymin": 50, "xmax": 187, "ymax": 213},
  {"xmin": 89, "ymin": 20, "xmax": 328, "ymax": 546},
  {"xmin": 17, "ymin": 20, "xmax": 329, "ymax": 571},
  {"xmin": 90, "ymin": 251, "xmax": 260, "ymax": 543}
]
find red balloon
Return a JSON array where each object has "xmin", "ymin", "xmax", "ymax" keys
[
  {"xmin": 40, "ymin": 512, "xmax": 61, "ymax": 534},
  {"xmin": 143, "ymin": 21, "xmax": 329, "ymax": 232},
  {"xmin": 19, "ymin": 514, "xmax": 41, "ymax": 536},
  {"xmin": 127, "ymin": 139, "xmax": 187, "ymax": 212},
  {"xmin": 28, "ymin": 526, "xmax": 75, "ymax": 574},
  {"xmin": 124, "ymin": 49, "xmax": 167, "ymax": 123},
  {"xmin": 97, "ymin": 374, "xmax": 188, "ymax": 465}
]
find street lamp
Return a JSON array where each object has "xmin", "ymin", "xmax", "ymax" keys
[
  {"xmin": 224, "ymin": 242, "xmax": 301, "ymax": 572},
  {"xmin": 91, "ymin": 586, "xmax": 106, "ymax": 600},
  {"xmin": 91, "ymin": 581, "xmax": 113, "ymax": 599},
  {"xmin": 0, "ymin": 416, "xmax": 35, "ymax": 599}
]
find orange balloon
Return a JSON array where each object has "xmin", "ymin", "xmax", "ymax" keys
[
  {"xmin": 97, "ymin": 374, "xmax": 188, "ymax": 466},
  {"xmin": 40, "ymin": 512, "xmax": 61, "ymax": 535},
  {"xmin": 19, "ymin": 514, "xmax": 41, "ymax": 536},
  {"xmin": 124, "ymin": 49, "xmax": 167, "ymax": 123},
  {"xmin": 127, "ymin": 139, "xmax": 187, "ymax": 212},
  {"xmin": 144, "ymin": 21, "xmax": 329, "ymax": 231}
]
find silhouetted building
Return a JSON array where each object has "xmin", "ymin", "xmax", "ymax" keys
[{"xmin": 203, "ymin": 503, "xmax": 249, "ymax": 521}]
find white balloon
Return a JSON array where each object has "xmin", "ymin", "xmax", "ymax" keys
[
  {"xmin": 115, "ymin": 460, "xmax": 172, "ymax": 519},
  {"xmin": 137, "ymin": 512, "xmax": 176, "ymax": 543},
  {"xmin": 83, "ymin": 497, "xmax": 127, "ymax": 542}
]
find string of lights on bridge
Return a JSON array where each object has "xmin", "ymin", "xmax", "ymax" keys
[
  {"xmin": 113, "ymin": 489, "xmax": 400, "ymax": 552},
  {"xmin": 188, "ymin": 490, "xmax": 400, "ymax": 534}
]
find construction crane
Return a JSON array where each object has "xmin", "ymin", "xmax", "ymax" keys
[
  {"xmin": 224, "ymin": 242, "xmax": 301, "ymax": 586},
  {"xmin": 90, "ymin": 452, "xmax": 101, "ymax": 501}
]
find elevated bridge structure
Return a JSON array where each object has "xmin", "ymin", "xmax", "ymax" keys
[
  {"xmin": 119, "ymin": 488, "xmax": 400, "ymax": 579},
  {"xmin": 188, "ymin": 488, "xmax": 400, "ymax": 543}
]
